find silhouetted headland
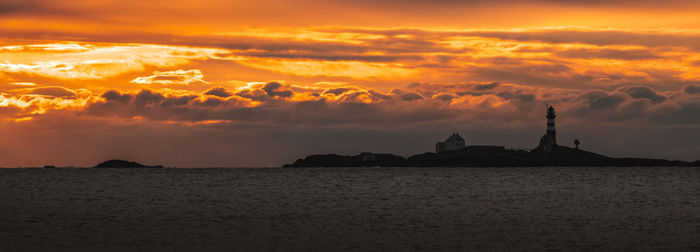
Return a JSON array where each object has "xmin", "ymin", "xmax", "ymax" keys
[
  {"xmin": 285, "ymin": 146, "xmax": 697, "ymax": 167},
  {"xmin": 94, "ymin": 159, "xmax": 163, "ymax": 168},
  {"xmin": 285, "ymin": 106, "xmax": 699, "ymax": 167}
]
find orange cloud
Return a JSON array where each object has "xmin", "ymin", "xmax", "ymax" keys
[
  {"xmin": 1, "ymin": 81, "xmax": 696, "ymax": 128},
  {"xmin": 0, "ymin": 80, "xmax": 697, "ymax": 166},
  {"xmin": 1, "ymin": 1, "xmax": 700, "ymax": 166},
  {"xmin": 131, "ymin": 69, "xmax": 208, "ymax": 85},
  {"xmin": 0, "ymin": 43, "xmax": 224, "ymax": 80}
]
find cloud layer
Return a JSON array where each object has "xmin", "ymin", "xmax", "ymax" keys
[
  {"xmin": 1, "ymin": 80, "xmax": 698, "ymax": 166},
  {"xmin": 1, "ymin": 1, "xmax": 699, "ymax": 166}
]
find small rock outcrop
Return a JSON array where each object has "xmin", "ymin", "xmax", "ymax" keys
[{"xmin": 94, "ymin": 159, "xmax": 163, "ymax": 168}]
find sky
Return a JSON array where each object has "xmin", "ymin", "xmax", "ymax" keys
[{"xmin": 0, "ymin": 0, "xmax": 699, "ymax": 167}]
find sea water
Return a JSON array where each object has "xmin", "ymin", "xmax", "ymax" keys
[{"xmin": 1, "ymin": 167, "xmax": 699, "ymax": 251}]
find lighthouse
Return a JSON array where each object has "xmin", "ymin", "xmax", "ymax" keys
[
  {"xmin": 546, "ymin": 105, "xmax": 556, "ymax": 144},
  {"xmin": 534, "ymin": 105, "xmax": 558, "ymax": 153}
]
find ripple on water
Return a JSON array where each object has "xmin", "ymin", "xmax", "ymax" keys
[{"xmin": 0, "ymin": 167, "xmax": 699, "ymax": 251}]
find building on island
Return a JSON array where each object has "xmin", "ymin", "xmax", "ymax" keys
[
  {"xmin": 534, "ymin": 105, "xmax": 557, "ymax": 152},
  {"xmin": 434, "ymin": 105, "xmax": 559, "ymax": 154},
  {"xmin": 436, "ymin": 133, "xmax": 466, "ymax": 153}
]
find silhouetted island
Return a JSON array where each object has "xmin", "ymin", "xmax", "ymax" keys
[
  {"xmin": 94, "ymin": 159, "xmax": 163, "ymax": 168},
  {"xmin": 285, "ymin": 146, "xmax": 697, "ymax": 167},
  {"xmin": 285, "ymin": 106, "xmax": 699, "ymax": 168}
]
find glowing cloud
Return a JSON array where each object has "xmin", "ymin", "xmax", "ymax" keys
[
  {"xmin": 0, "ymin": 43, "xmax": 224, "ymax": 79},
  {"xmin": 0, "ymin": 0, "xmax": 699, "ymax": 166},
  {"xmin": 131, "ymin": 69, "xmax": 208, "ymax": 85}
]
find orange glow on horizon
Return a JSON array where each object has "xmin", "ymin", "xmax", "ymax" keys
[{"xmin": 1, "ymin": 0, "xmax": 699, "ymax": 166}]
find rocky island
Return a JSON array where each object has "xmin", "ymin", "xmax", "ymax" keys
[
  {"xmin": 285, "ymin": 106, "xmax": 699, "ymax": 167},
  {"xmin": 285, "ymin": 146, "xmax": 697, "ymax": 167},
  {"xmin": 94, "ymin": 159, "xmax": 164, "ymax": 168}
]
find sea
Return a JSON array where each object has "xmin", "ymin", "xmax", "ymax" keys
[{"xmin": 1, "ymin": 167, "xmax": 699, "ymax": 251}]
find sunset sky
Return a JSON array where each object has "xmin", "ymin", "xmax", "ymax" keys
[{"xmin": 1, "ymin": 0, "xmax": 699, "ymax": 167}]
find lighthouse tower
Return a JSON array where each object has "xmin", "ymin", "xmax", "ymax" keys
[
  {"xmin": 546, "ymin": 105, "xmax": 556, "ymax": 144},
  {"xmin": 534, "ymin": 105, "xmax": 558, "ymax": 153}
]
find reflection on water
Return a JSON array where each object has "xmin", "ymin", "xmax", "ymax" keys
[{"xmin": 1, "ymin": 167, "xmax": 699, "ymax": 251}]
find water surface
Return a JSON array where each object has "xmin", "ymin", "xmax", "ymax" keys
[{"xmin": 1, "ymin": 167, "xmax": 699, "ymax": 251}]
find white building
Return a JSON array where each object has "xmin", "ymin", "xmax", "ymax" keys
[{"xmin": 436, "ymin": 133, "xmax": 466, "ymax": 153}]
